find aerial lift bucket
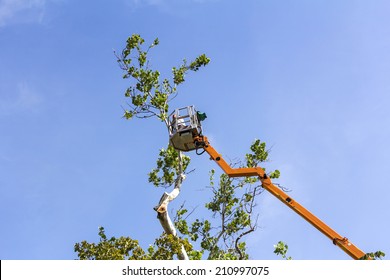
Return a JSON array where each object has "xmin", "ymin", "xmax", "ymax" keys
[{"xmin": 168, "ymin": 105, "xmax": 205, "ymax": 152}]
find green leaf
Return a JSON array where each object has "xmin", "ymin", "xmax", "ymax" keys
[
  {"xmin": 153, "ymin": 38, "xmax": 159, "ymax": 46},
  {"xmin": 269, "ymin": 169, "xmax": 281, "ymax": 179}
]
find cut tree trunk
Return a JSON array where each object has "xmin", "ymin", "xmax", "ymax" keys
[{"xmin": 153, "ymin": 152, "xmax": 188, "ymax": 260}]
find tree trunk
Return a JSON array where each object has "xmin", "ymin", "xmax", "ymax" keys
[{"xmin": 153, "ymin": 152, "xmax": 188, "ymax": 260}]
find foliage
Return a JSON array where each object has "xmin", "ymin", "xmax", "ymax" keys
[
  {"xmin": 273, "ymin": 241, "xmax": 292, "ymax": 260},
  {"xmin": 245, "ymin": 139, "xmax": 268, "ymax": 168},
  {"xmin": 115, "ymin": 33, "xmax": 210, "ymax": 122},
  {"xmin": 360, "ymin": 251, "xmax": 386, "ymax": 260},
  {"xmin": 74, "ymin": 227, "xmax": 148, "ymax": 260},
  {"xmin": 74, "ymin": 227, "xmax": 192, "ymax": 260},
  {"xmin": 273, "ymin": 242, "xmax": 387, "ymax": 261},
  {"xmin": 148, "ymin": 145, "xmax": 190, "ymax": 187}
]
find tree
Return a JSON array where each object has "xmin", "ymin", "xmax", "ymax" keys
[
  {"xmin": 74, "ymin": 34, "xmax": 280, "ymax": 260},
  {"xmin": 74, "ymin": 34, "xmax": 384, "ymax": 260}
]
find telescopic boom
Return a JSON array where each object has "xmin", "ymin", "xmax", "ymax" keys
[
  {"xmin": 168, "ymin": 105, "xmax": 367, "ymax": 259},
  {"xmin": 193, "ymin": 135, "xmax": 366, "ymax": 260}
]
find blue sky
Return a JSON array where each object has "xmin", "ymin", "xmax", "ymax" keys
[{"xmin": 1, "ymin": 0, "xmax": 389, "ymax": 260}]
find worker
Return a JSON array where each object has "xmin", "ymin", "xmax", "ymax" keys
[{"xmin": 171, "ymin": 114, "xmax": 185, "ymax": 132}]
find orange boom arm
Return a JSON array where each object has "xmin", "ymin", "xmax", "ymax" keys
[{"xmin": 194, "ymin": 135, "xmax": 366, "ymax": 260}]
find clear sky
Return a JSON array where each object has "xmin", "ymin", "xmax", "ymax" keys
[{"xmin": 1, "ymin": 0, "xmax": 390, "ymax": 260}]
